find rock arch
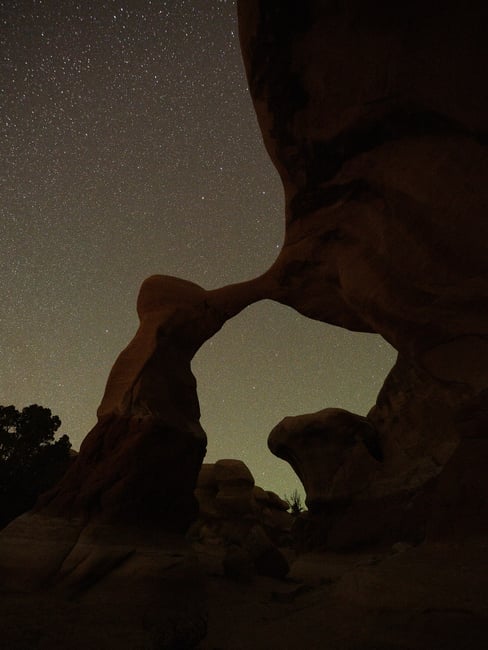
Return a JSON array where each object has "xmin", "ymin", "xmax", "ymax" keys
[
  {"xmin": 1, "ymin": 4, "xmax": 487, "ymax": 646},
  {"xmin": 26, "ymin": 0, "xmax": 488, "ymax": 546}
]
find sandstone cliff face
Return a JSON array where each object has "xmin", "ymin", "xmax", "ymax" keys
[
  {"xmin": 0, "ymin": 4, "xmax": 487, "ymax": 648},
  {"xmin": 238, "ymin": 0, "xmax": 488, "ymax": 545}
]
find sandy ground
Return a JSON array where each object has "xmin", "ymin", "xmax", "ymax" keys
[{"xmin": 1, "ymin": 536, "xmax": 488, "ymax": 650}]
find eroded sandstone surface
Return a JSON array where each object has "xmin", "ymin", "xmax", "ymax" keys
[
  {"xmin": 1, "ymin": 2, "xmax": 487, "ymax": 648},
  {"xmin": 238, "ymin": 0, "xmax": 488, "ymax": 546},
  {"xmin": 238, "ymin": 1, "xmax": 488, "ymax": 371},
  {"xmin": 37, "ymin": 274, "xmax": 270, "ymax": 531}
]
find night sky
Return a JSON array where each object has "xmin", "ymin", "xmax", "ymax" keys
[{"xmin": 2, "ymin": 0, "xmax": 396, "ymax": 497}]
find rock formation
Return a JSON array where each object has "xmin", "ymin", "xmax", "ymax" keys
[
  {"xmin": 1, "ymin": 2, "xmax": 487, "ymax": 646},
  {"xmin": 192, "ymin": 458, "xmax": 292, "ymax": 547},
  {"xmin": 0, "ymin": 274, "xmax": 270, "ymax": 647},
  {"xmin": 269, "ymin": 408, "xmax": 382, "ymax": 513},
  {"xmin": 238, "ymin": 1, "xmax": 488, "ymax": 367},
  {"xmin": 193, "ymin": 459, "xmax": 291, "ymax": 579},
  {"xmin": 37, "ymin": 274, "xmax": 269, "ymax": 532},
  {"xmin": 238, "ymin": 0, "xmax": 488, "ymax": 544},
  {"xmin": 2, "ymin": 0, "xmax": 484, "ymax": 567}
]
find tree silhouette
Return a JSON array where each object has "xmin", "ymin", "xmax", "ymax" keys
[{"xmin": 0, "ymin": 404, "xmax": 72, "ymax": 528}]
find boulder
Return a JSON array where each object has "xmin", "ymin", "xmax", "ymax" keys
[
  {"xmin": 243, "ymin": 525, "xmax": 290, "ymax": 580},
  {"xmin": 269, "ymin": 408, "xmax": 382, "ymax": 513},
  {"xmin": 192, "ymin": 459, "xmax": 293, "ymax": 546},
  {"xmin": 238, "ymin": 1, "xmax": 488, "ymax": 370},
  {"xmin": 214, "ymin": 458, "xmax": 255, "ymax": 515}
]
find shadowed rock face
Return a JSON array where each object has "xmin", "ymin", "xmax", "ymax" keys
[
  {"xmin": 269, "ymin": 408, "xmax": 382, "ymax": 513},
  {"xmin": 0, "ymin": 4, "xmax": 487, "ymax": 647},
  {"xmin": 193, "ymin": 459, "xmax": 292, "ymax": 546},
  {"xmin": 237, "ymin": 0, "xmax": 488, "ymax": 380},
  {"xmin": 238, "ymin": 0, "xmax": 488, "ymax": 543},
  {"xmin": 26, "ymin": 1, "xmax": 487, "ymax": 547},
  {"xmin": 37, "ymin": 274, "xmax": 270, "ymax": 531},
  {"xmin": 238, "ymin": 0, "xmax": 488, "ymax": 536},
  {"xmin": 9, "ymin": 1, "xmax": 486, "ymax": 551}
]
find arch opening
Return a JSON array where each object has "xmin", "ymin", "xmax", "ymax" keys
[{"xmin": 192, "ymin": 299, "xmax": 396, "ymax": 500}]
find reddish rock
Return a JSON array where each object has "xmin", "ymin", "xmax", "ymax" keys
[
  {"xmin": 269, "ymin": 408, "xmax": 382, "ymax": 514},
  {"xmin": 214, "ymin": 458, "xmax": 255, "ymax": 516},
  {"xmin": 243, "ymin": 525, "xmax": 289, "ymax": 579},
  {"xmin": 239, "ymin": 0, "xmax": 488, "ymax": 543},
  {"xmin": 38, "ymin": 275, "xmax": 267, "ymax": 532},
  {"xmin": 238, "ymin": 1, "xmax": 488, "ymax": 373},
  {"xmin": 193, "ymin": 459, "xmax": 293, "ymax": 546}
]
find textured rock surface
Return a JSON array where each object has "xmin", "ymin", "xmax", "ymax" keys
[
  {"xmin": 239, "ymin": 0, "xmax": 488, "ymax": 544},
  {"xmin": 37, "ymin": 275, "xmax": 268, "ymax": 531},
  {"xmin": 0, "ymin": 513, "xmax": 207, "ymax": 650},
  {"xmin": 1, "ymin": 2, "xmax": 487, "ymax": 646},
  {"xmin": 238, "ymin": 1, "xmax": 488, "ymax": 375},
  {"xmin": 2, "ymin": 518, "xmax": 488, "ymax": 649},
  {"xmin": 367, "ymin": 354, "xmax": 463, "ymax": 495},
  {"xmin": 193, "ymin": 459, "xmax": 292, "ymax": 546},
  {"xmin": 0, "ymin": 276, "xmax": 267, "ymax": 647},
  {"xmin": 269, "ymin": 408, "xmax": 382, "ymax": 512}
]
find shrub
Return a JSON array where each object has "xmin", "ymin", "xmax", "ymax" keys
[{"xmin": 0, "ymin": 404, "xmax": 72, "ymax": 528}]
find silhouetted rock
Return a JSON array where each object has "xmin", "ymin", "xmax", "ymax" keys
[
  {"xmin": 193, "ymin": 462, "xmax": 290, "ymax": 580},
  {"xmin": 253, "ymin": 486, "xmax": 289, "ymax": 512},
  {"xmin": 214, "ymin": 458, "xmax": 255, "ymax": 515},
  {"xmin": 243, "ymin": 525, "xmax": 289, "ymax": 579},
  {"xmin": 269, "ymin": 408, "xmax": 381, "ymax": 513},
  {"xmin": 37, "ymin": 275, "xmax": 268, "ymax": 532},
  {"xmin": 1, "ymin": 2, "xmax": 487, "ymax": 646},
  {"xmin": 239, "ymin": 0, "xmax": 488, "ymax": 544},
  {"xmin": 223, "ymin": 544, "xmax": 255, "ymax": 583},
  {"xmin": 192, "ymin": 459, "xmax": 293, "ymax": 546}
]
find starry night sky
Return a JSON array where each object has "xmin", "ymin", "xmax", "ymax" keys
[{"xmin": 2, "ymin": 0, "xmax": 396, "ymax": 497}]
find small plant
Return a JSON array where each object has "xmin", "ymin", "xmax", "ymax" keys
[{"xmin": 284, "ymin": 489, "xmax": 304, "ymax": 516}]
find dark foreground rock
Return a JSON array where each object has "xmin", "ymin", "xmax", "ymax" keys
[
  {"xmin": 0, "ymin": 513, "xmax": 207, "ymax": 650},
  {"xmin": 2, "ymin": 531, "xmax": 487, "ymax": 650}
]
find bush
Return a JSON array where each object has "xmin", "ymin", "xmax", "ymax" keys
[
  {"xmin": 284, "ymin": 489, "xmax": 304, "ymax": 516},
  {"xmin": 0, "ymin": 404, "xmax": 72, "ymax": 528}
]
